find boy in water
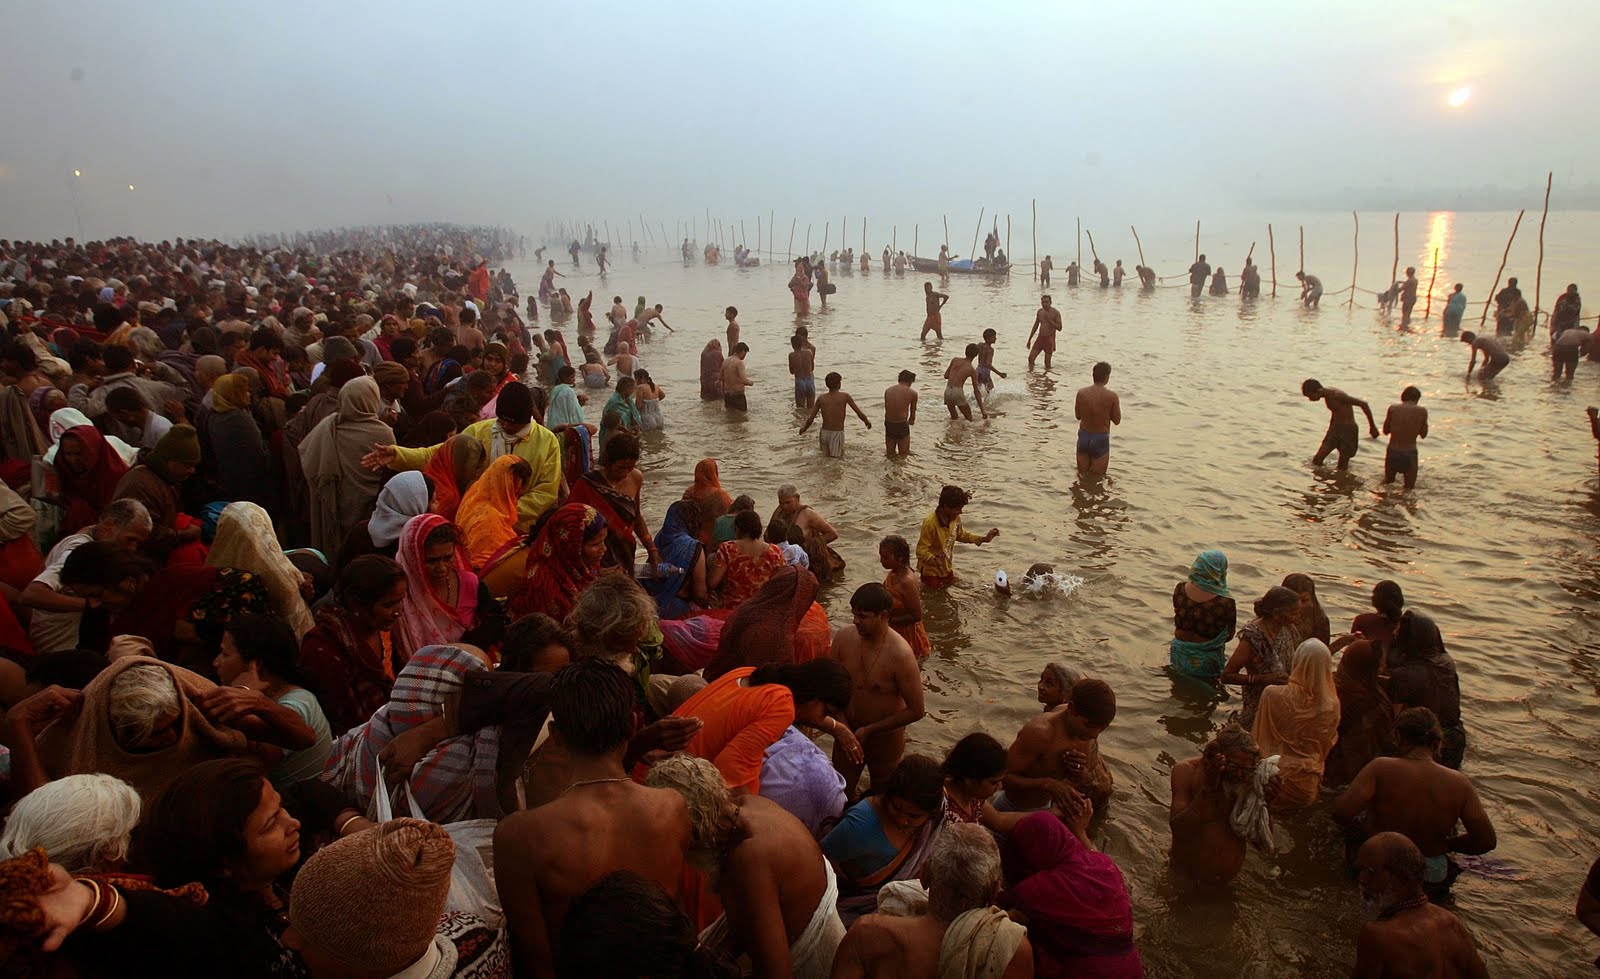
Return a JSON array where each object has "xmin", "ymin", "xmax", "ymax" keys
[
  {"xmin": 943, "ymin": 345, "xmax": 988, "ymax": 421},
  {"xmin": 1302, "ymin": 379, "xmax": 1379, "ymax": 470},
  {"xmin": 920, "ymin": 282, "xmax": 949, "ymax": 340},
  {"xmin": 879, "ymin": 535, "xmax": 931, "ymax": 660},
  {"xmin": 788, "ymin": 334, "xmax": 816, "ymax": 410},
  {"xmin": 1382, "ymin": 386, "xmax": 1429, "ymax": 489},
  {"xmin": 883, "ymin": 370, "xmax": 918, "ymax": 457},
  {"xmin": 799, "ymin": 371, "xmax": 872, "ymax": 458},
  {"xmin": 724, "ymin": 305, "xmax": 740, "ymax": 348},
  {"xmin": 977, "ymin": 328, "xmax": 1007, "ymax": 392}
]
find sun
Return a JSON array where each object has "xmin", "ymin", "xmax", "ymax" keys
[{"xmin": 1447, "ymin": 86, "xmax": 1472, "ymax": 109}]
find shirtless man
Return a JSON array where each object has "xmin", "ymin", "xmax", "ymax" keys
[
  {"xmin": 1066, "ymin": 261, "xmax": 1081, "ymax": 287},
  {"xmin": 830, "ymin": 824, "xmax": 1033, "ymax": 979},
  {"xmin": 915, "ymin": 281, "xmax": 950, "ymax": 342},
  {"xmin": 1137, "ymin": 264, "xmax": 1157, "ymax": 289},
  {"xmin": 1169, "ymin": 726, "xmax": 1280, "ymax": 884},
  {"xmin": 721, "ymin": 342, "xmax": 752, "ymax": 412},
  {"xmin": 1000, "ymin": 677, "xmax": 1116, "ymax": 814},
  {"xmin": 1025, "ymin": 295, "xmax": 1061, "ymax": 370},
  {"xmin": 1113, "ymin": 259, "xmax": 1126, "ymax": 287},
  {"xmin": 883, "ymin": 370, "xmax": 918, "ymax": 457},
  {"xmin": 976, "ymin": 328, "xmax": 1006, "ymax": 391},
  {"xmin": 789, "ymin": 334, "xmax": 817, "ymax": 409},
  {"xmin": 943, "ymin": 345, "xmax": 987, "ymax": 420},
  {"xmin": 1039, "ymin": 254, "xmax": 1053, "ymax": 288},
  {"xmin": 1350, "ymin": 833, "xmax": 1490, "ymax": 979},
  {"xmin": 830, "ymin": 582, "xmax": 925, "ymax": 795},
  {"xmin": 724, "ymin": 305, "xmax": 740, "ymax": 349},
  {"xmin": 1188, "ymin": 254, "xmax": 1211, "ymax": 298},
  {"xmin": 1297, "ymin": 270, "xmax": 1324, "ymax": 308},
  {"xmin": 1400, "ymin": 266, "xmax": 1420, "ymax": 327},
  {"xmin": 1459, "ymin": 331, "xmax": 1509, "ymax": 382},
  {"xmin": 636, "ymin": 303, "xmax": 673, "ymax": 333},
  {"xmin": 1382, "ymin": 386, "xmax": 1429, "ymax": 488},
  {"xmin": 1074, "ymin": 362, "xmax": 1121, "ymax": 475},
  {"xmin": 800, "ymin": 372, "xmax": 871, "ymax": 458},
  {"xmin": 647, "ymin": 754, "xmax": 845, "ymax": 977},
  {"xmin": 1552, "ymin": 324, "xmax": 1591, "ymax": 381},
  {"xmin": 1333, "ymin": 707, "xmax": 1497, "ymax": 902},
  {"xmin": 495, "ymin": 658, "xmax": 691, "ymax": 978},
  {"xmin": 1302, "ymin": 379, "xmax": 1380, "ymax": 469}
]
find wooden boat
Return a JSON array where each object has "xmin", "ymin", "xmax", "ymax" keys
[{"xmin": 910, "ymin": 256, "xmax": 1011, "ymax": 275}]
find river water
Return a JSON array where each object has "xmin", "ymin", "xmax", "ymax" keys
[{"xmin": 507, "ymin": 209, "xmax": 1600, "ymax": 978}]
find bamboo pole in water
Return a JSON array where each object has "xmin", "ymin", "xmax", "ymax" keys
[
  {"xmin": 1348, "ymin": 212, "xmax": 1359, "ymax": 309},
  {"xmin": 1480, "ymin": 209, "xmax": 1525, "ymax": 327},
  {"xmin": 822, "ymin": 222, "xmax": 829, "ymax": 254},
  {"xmin": 769, "ymin": 211, "xmax": 775, "ymax": 259},
  {"xmin": 1299, "ymin": 225, "xmax": 1305, "ymax": 273},
  {"xmin": 1269, "ymin": 224, "xmax": 1277, "ymax": 297},
  {"xmin": 914, "ymin": 225, "xmax": 918, "ymax": 257},
  {"xmin": 1424, "ymin": 247, "xmax": 1439, "ymax": 317},
  {"xmin": 862, "ymin": 216, "xmax": 866, "ymax": 253},
  {"xmin": 969, "ymin": 208, "xmax": 984, "ymax": 264},
  {"xmin": 1086, "ymin": 229, "xmax": 1100, "ymax": 264},
  {"xmin": 1194, "ymin": 221, "xmax": 1200, "ymax": 262},
  {"xmin": 756, "ymin": 216, "xmax": 761, "ymax": 257},
  {"xmin": 1076, "ymin": 217, "xmax": 1081, "ymax": 268},
  {"xmin": 604, "ymin": 221, "xmax": 612, "ymax": 254},
  {"xmin": 628, "ymin": 220, "xmax": 634, "ymax": 246},
  {"xmin": 805, "ymin": 224, "xmax": 811, "ymax": 256},
  {"xmin": 1032, "ymin": 200, "xmax": 1038, "ymax": 281},
  {"xmin": 943, "ymin": 215, "xmax": 949, "ymax": 250},
  {"xmin": 1131, "ymin": 226, "xmax": 1146, "ymax": 267},
  {"xmin": 1006, "ymin": 215, "xmax": 1011, "ymax": 265},
  {"xmin": 1534, "ymin": 170, "xmax": 1552, "ymax": 322},
  {"xmin": 788, "ymin": 219, "xmax": 796, "ymax": 262},
  {"xmin": 893, "ymin": 226, "xmax": 898, "ymax": 254},
  {"xmin": 740, "ymin": 220, "xmax": 747, "ymax": 249},
  {"xmin": 1389, "ymin": 212, "xmax": 1400, "ymax": 304}
]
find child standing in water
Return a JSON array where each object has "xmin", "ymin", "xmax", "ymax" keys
[{"xmin": 879, "ymin": 535, "xmax": 931, "ymax": 660}]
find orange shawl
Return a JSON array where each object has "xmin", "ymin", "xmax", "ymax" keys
[{"xmin": 455, "ymin": 455, "xmax": 525, "ymax": 569}]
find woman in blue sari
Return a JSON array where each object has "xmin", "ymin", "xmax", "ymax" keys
[
  {"xmin": 821, "ymin": 754, "xmax": 946, "ymax": 926},
  {"xmin": 1169, "ymin": 549, "xmax": 1237, "ymax": 680},
  {"xmin": 644, "ymin": 499, "xmax": 708, "ymax": 619}
]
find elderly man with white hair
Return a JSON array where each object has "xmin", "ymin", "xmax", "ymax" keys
[
  {"xmin": 646, "ymin": 753, "xmax": 845, "ymax": 978},
  {"xmin": 0, "ymin": 774, "xmax": 141, "ymax": 872},
  {"xmin": 829, "ymin": 823, "xmax": 1033, "ymax": 979},
  {"xmin": 19, "ymin": 498, "xmax": 153, "ymax": 654},
  {"xmin": 763, "ymin": 484, "xmax": 842, "ymax": 584}
]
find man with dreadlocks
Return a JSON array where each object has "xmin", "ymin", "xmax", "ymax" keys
[{"xmin": 1168, "ymin": 725, "xmax": 1281, "ymax": 883}]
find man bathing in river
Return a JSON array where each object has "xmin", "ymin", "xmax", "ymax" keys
[
  {"xmin": 1169, "ymin": 726, "xmax": 1281, "ymax": 884},
  {"xmin": 1460, "ymin": 331, "xmax": 1510, "ymax": 382},
  {"xmin": 789, "ymin": 334, "xmax": 816, "ymax": 410},
  {"xmin": 831, "ymin": 582, "xmax": 926, "ymax": 795},
  {"xmin": 1000, "ymin": 677, "xmax": 1117, "ymax": 815},
  {"xmin": 976, "ymin": 328, "xmax": 1006, "ymax": 391},
  {"xmin": 1025, "ymin": 295, "xmax": 1062, "ymax": 370},
  {"xmin": 920, "ymin": 281, "xmax": 949, "ymax": 341},
  {"xmin": 883, "ymin": 370, "xmax": 918, "ymax": 457},
  {"xmin": 943, "ymin": 345, "xmax": 988, "ymax": 420},
  {"xmin": 1302, "ymin": 378, "xmax": 1379, "ymax": 470},
  {"xmin": 1382, "ymin": 386, "xmax": 1429, "ymax": 489},
  {"xmin": 799, "ymin": 371, "xmax": 871, "ymax": 458},
  {"xmin": 1350, "ymin": 833, "xmax": 1490, "ymax": 978},
  {"xmin": 1074, "ymin": 361, "xmax": 1121, "ymax": 475},
  {"xmin": 721, "ymin": 342, "xmax": 752, "ymax": 412}
]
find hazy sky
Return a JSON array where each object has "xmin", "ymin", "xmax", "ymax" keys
[{"xmin": 3, "ymin": 0, "xmax": 1596, "ymax": 242}]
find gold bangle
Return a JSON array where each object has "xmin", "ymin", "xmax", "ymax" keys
[
  {"xmin": 89, "ymin": 887, "xmax": 120, "ymax": 930},
  {"xmin": 336, "ymin": 813, "xmax": 363, "ymax": 836},
  {"xmin": 74, "ymin": 879, "xmax": 102, "ymax": 928}
]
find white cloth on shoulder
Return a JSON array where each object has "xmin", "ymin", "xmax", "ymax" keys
[
  {"xmin": 875, "ymin": 879, "xmax": 930, "ymax": 917},
  {"xmin": 937, "ymin": 906, "xmax": 1027, "ymax": 979},
  {"xmin": 1229, "ymin": 753, "xmax": 1280, "ymax": 853},
  {"xmin": 699, "ymin": 859, "xmax": 844, "ymax": 979}
]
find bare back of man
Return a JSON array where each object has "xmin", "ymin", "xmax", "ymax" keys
[
  {"xmin": 814, "ymin": 390, "xmax": 852, "ymax": 430},
  {"xmin": 943, "ymin": 358, "xmax": 982, "ymax": 421},
  {"xmin": 832, "ymin": 913, "xmax": 948, "ymax": 978},
  {"xmin": 1073, "ymin": 378, "xmax": 1121, "ymax": 475},
  {"xmin": 1167, "ymin": 756, "xmax": 1248, "ymax": 884},
  {"xmin": 1336, "ymin": 756, "xmax": 1492, "ymax": 860},
  {"xmin": 1353, "ymin": 904, "xmax": 1490, "ymax": 979},
  {"xmin": 1003, "ymin": 707, "xmax": 1111, "ymax": 811},
  {"xmin": 495, "ymin": 782, "xmax": 690, "ymax": 977},
  {"xmin": 883, "ymin": 380, "xmax": 918, "ymax": 456},
  {"xmin": 722, "ymin": 795, "xmax": 832, "ymax": 967},
  {"xmin": 831, "ymin": 623, "xmax": 920, "ymax": 792},
  {"xmin": 1382, "ymin": 401, "xmax": 1428, "ymax": 488}
]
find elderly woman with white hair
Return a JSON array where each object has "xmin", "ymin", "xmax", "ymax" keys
[{"xmin": 0, "ymin": 774, "xmax": 141, "ymax": 872}]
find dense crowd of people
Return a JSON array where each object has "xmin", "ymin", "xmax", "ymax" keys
[{"xmin": 0, "ymin": 223, "xmax": 1566, "ymax": 978}]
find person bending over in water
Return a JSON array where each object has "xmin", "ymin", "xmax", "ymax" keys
[
  {"xmin": 1074, "ymin": 361, "xmax": 1121, "ymax": 475},
  {"xmin": 1296, "ymin": 270, "xmax": 1324, "ymax": 308},
  {"xmin": 799, "ymin": 372, "xmax": 871, "ymax": 459},
  {"xmin": 1382, "ymin": 386, "xmax": 1429, "ymax": 489},
  {"xmin": 943, "ymin": 345, "xmax": 988, "ymax": 421},
  {"xmin": 1169, "ymin": 725, "xmax": 1281, "ymax": 884},
  {"xmin": 1301, "ymin": 379, "xmax": 1379, "ymax": 470},
  {"xmin": 920, "ymin": 282, "xmax": 949, "ymax": 341},
  {"xmin": 1000, "ymin": 677, "xmax": 1117, "ymax": 814},
  {"xmin": 1459, "ymin": 331, "xmax": 1509, "ymax": 382}
]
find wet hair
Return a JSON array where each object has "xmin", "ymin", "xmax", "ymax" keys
[
  {"xmin": 965, "ymin": 343, "xmax": 980, "ymax": 358},
  {"xmin": 557, "ymin": 871, "xmax": 739, "ymax": 979},
  {"xmin": 724, "ymin": 306, "xmax": 738, "ymax": 318},
  {"xmin": 982, "ymin": 329, "xmax": 997, "ymax": 341},
  {"xmin": 938, "ymin": 485, "xmax": 971, "ymax": 510},
  {"xmin": 1401, "ymin": 386, "xmax": 1421, "ymax": 403},
  {"xmin": 334, "ymin": 554, "xmax": 406, "ymax": 610},
  {"xmin": 733, "ymin": 509, "xmax": 762, "ymax": 540},
  {"xmin": 849, "ymin": 582, "xmax": 894, "ymax": 614},
  {"xmin": 501, "ymin": 612, "xmax": 575, "ymax": 673},
  {"xmin": 941, "ymin": 733, "xmax": 1006, "ymax": 783},
  {"xmin": 747, "ymin": 659, "xmax": 852, "ymax": 712},
  {"xmin": 224, "ymin": 613, "xmax": 310, "ymax": 688},
  {"xmin": 790, "ymin": 335, "xmax": 803, "ymax": 350},
  {"xmin": 1459, "ymin": 331, "xmax": 1477, "ymax": 343},
  {"xmin": 1042, "ymin": 661, "xmax": 1085, "ymax": 693},
  {"xmin": 1092, "ymin": 361, "xmax": 1111, "ymax": 383},
  {"xmin": 882, "ymin": 754, "xmax": 945, "ymax": 813},
  {"xmin": 824, "ymin": 372, "xmax": 841, "ymax": 390},
  {"xmin": 600, "ymin": 431, "xmax": 641, "ymax": 466},
  {"xmin": 567, "ymin": 575, "xmax": 656, "ymax": 659},
  {"xmin": 25, "ymin": 649, "xmax": 109, "ymax": 690},
  {"xmin": 1068, "ymin": 678, "xmax": 1117, "ymax": 729},
  {"xmin": 879, "ymin": 535, "xmax": 911, "ymax": 564},
  {"xmin": 729, "ymin": 494, "xmax": 756, "ymax": 514},
  {"xmin": 898, "ymin": 370, "xmax": 916, "ymax": 384},
  {"xmin": 1301, "ymin": 378, "xmax": 1322, "ymax": 396},
  {"xmin": 1202, "ymin": 724, "xmax": 1258, "ymax": 763},
  {"xmin": 927, "ymin": 823, "xmax": 1002, "ymax": 922},
  {"xmin": 1372, "ymin": 580, "xmax": 1405, "ymax": 617},
  {"xmin": 550, "ymin": 658, "xmax": 636, "ymax": 756},
  {"xmin": 644, "ymin": 754, "xmax": 736, "ymax": 855},
  {"xmin": 1393, "ymin": 706, "xmax": 1443, "ymax": 750},
  {"xmin": 733, "ymin": 343, "xmax": 749, "ymax": 355}
]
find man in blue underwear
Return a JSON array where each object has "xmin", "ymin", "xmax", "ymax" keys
[
  {"xmin": 1073, "ymin": 361, "xmax": 1121, "ymax": 475},
  {"xmin": 1382, "ymin": 386, "xmax": 1428, "ymax": 489},
  {"xmin": 789, "ymin": 334, "xmax": 816, "ymax": 410}
]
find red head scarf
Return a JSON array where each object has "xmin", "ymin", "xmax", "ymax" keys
[
  {"xmin": 56, "ymin": 426, "xmax": 130, "ymax": 530},
  {"xmin": 507, "ymin": 503, "xmax": 606, "ymax": 622}
]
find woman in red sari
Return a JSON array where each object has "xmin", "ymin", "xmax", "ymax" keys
[
  {"xmin": 53, "ymin": 426, "xmax": 129, "ymax": 532},
  {"xmin": 568, "ymin": 432, "xmax": 660, "ymax": 574},
  {"xmin": 421, "ymin": 433, "xmax": 487, "ymax": 522},
  {"xmin": 507, "ymin": 503, "xmax": 607, "ymax": 622},
  {"xmin": 708, "ymin": 509, "xmax": 785, "ymax": 610},
  {"xmin": 297, "ymin": 554, "xmax": 408, "ymax": 735}
]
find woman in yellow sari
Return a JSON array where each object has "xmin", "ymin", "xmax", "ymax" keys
[
  {"xmin": 1251, "ymin": 638, "xmax": 1341, "ymax": 811},
  {"xmin": 455, "ymin": 455, "xmax": 532, "ymax": 596}
]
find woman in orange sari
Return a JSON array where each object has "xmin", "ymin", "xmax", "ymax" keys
[
  {"xmin": 455, "ymin": 456, "xmax": 531, "ymax": 596},
  {"xmin": 421, "ymin": 433, "xmax": 488, "ymax": 522},
  {"xmin": 683, "ymin": 458, "xmax": 733, "ymax": 548},
  {"xmin": 1252, "ymin": 638, "xmax": 1341, "ymax": 811}
]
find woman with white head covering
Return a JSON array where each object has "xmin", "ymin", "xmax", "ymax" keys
[
  {"xmin": 206, "ymin": 501, "xmax": 315, "ymax": 640},
  {"xmin": 42, "ymin": 407, "xmax": 139, "ymax": 466}
]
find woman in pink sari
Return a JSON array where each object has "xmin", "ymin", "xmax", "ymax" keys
[
  {"xmin": 394, "ymin": 513, "xmax": 503, "ymax": 658},
  {"xmin": 1000, "ymin": 810, "xmax": 1145, "ymax": 978}
]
